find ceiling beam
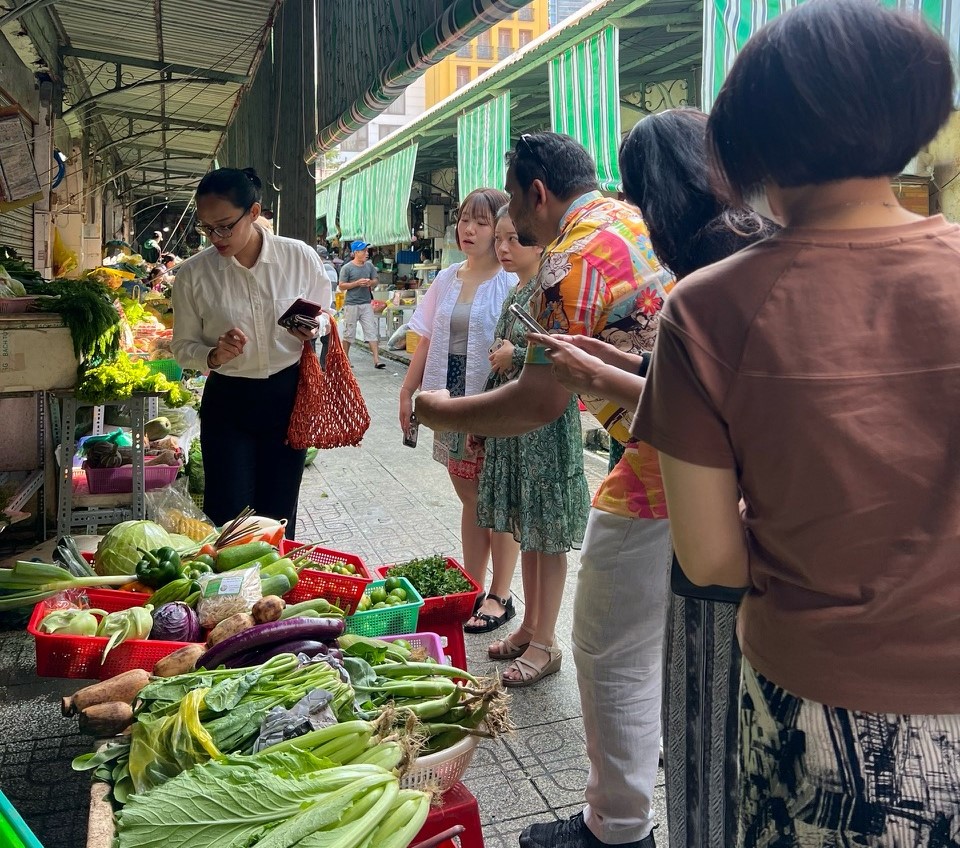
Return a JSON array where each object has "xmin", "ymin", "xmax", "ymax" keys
[
  {"xmin": 90, "ymin": 107, "xmax": 222, "ymax": 131},
  {"xmin": 612, "ymin": 12, "xmax": 702, "ymax": 30},
  {"xmin": 63, "ymin": 77, "xmax": 228, "ymax": 117},
  {"xmin": 619, "ymin": 32, "xmax": 701, "ymax": 75},
  {"xmin": 59, "ymin": 46, "xmax": 249, "ymax": 84},
  {"xmin": 95, "ymin": 127, "xmax": 215, "ymax": 155}
]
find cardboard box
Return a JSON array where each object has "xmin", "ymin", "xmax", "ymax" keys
[{"xmin": 0, "ymin": 315, "xmax": 78, "ymax": 391}]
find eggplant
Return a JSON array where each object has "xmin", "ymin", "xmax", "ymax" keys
[
  {"xmin": 196, "ymin": 616, "xmax": 345, "ymax": 670},
  {"xmin": 224, "ymin": 639, "xmax": 329, "ymax": 669}
]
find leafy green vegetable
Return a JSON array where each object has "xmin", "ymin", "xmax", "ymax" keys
[
  {"xmin": 25, "ymin": 276, "xmax": 121, "ymax": 362},
  {"xmin": 96, "ymin": 521, "xmax": 175, "ymax": 577},
  {"xmin": 385, "ymin": 555, "xmax": 472, "ymax": 598},
  {"xmin": 115, "ymin": 755, "xmax": 395, "ymax": 848},
  {"xmin": 77, "ymin": 352, "xmax": 189, "ymax": 407}
]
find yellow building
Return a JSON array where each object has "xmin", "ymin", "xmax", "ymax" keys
[{"xmin": 424, "ymin": 1, "xmax": 550, "ymax": 107}]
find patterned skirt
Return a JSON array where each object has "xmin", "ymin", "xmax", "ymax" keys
[
  {"xmin": 432, "ymin": 354, "xmax": 483, "ymax": 480},
  {"xmin": 740, "ymin": 660, "xmax": 960, "ymax": 847},
  {"xmin": 663, "ymin": 591, "xmax": 741, "ymax": 848}
]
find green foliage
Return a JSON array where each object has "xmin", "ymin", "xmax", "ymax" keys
[
  {"xmin": 384, "ymin": 555, "xmax": 472, "ymax": 598},
  {"xmin": 26, "ymin": 277, "xmax": 122, "ymax": 362},
  {"xmin": 77, "ymin": 353, "xmax": 189, "ymax": 406}
]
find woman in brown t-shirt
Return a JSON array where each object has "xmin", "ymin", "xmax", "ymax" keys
[{"xmin": 634, "ymin": 1, "xmax": 960, "ymax": 845}]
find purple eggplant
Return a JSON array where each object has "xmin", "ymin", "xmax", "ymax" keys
[
  {"xmin": 196, "ymin": 616, "xmax": 345, "ymax": 670},
  {"xmin": 224, "ymin": 639, "xmax": 329, "ymax": 669}
]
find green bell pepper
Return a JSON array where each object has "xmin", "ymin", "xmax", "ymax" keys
[
  {"xmin": 179, "ymin": 559, "xmax": 214, "ymax": 582},
  {"xmin": 135, "ymin": 547, "xmax": 182, "ymax": 588}
]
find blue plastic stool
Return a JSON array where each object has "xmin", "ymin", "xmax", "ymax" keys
[{"xmin": 0, "ymin": 790, "xmax": 44, "ymax": 848}]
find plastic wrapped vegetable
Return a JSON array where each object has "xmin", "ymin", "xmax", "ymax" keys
[
  {"xmin": 95, "ymin": 521, "xmax": 174, "ymax": 577},
  {"xmin": 39, "ymin": 607, "xmax": 105, "ymax": 636},
  {"xmin": 98, "ymin": 605, "xmax": 154, "ymax": 660}
]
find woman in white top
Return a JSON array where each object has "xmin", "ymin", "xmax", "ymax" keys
[
  {"xmin": 171, "ymin": 167, "xmax": 331, "ymax": 535},
  {"xmin": 399, "ymin": 188, "xmax": 519, "ymax": 614}
]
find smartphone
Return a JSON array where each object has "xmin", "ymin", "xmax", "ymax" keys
[
  {"xmin": 402, "ymin": 414, "xmax": 419, "ymax": 448},
  {"xmin": 509, "ymin": 302, "xmax": 549, "ymax": 335}
]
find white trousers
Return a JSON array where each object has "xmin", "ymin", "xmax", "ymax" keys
[{"xmin": 573, "ymin": 510, "xmax": 672, "ymax": 845}]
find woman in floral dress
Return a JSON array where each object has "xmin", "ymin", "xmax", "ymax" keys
[{"xmin": 475, "ymin": 207, "xmax": 590, "ymax": 687}]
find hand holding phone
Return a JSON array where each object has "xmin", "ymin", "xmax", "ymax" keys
[
  {"xmin": 402, "ymin": 413, "xmax": 419, "ymax": 448},
  {"xmin": 509, "ymin": 302, "xmax": 549, "ymax": 335}
]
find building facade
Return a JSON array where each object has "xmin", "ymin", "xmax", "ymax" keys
[
  {"xmin": 548, "ymin": 0, "xmax": 595, "ymax": 26},
  {"xmin": 424, "ymin": 0, "xmax": 550, "ymax": 107}
]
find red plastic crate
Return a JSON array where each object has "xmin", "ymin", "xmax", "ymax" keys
[
  {"xmin": 28, "ymin": 589, "xmax": 199, "ymax": 680},
  {"xmin": 413, "ymin": 782, "xmax": 484, "ymax": 848},
  {"xmin": 376, "ymin": 558, "xmax": 482, "ymax": 629},
  {"xmin": 280, "ymin": 540, "xmax": 372, "ymax": 614},
  {"xmin": 418, "ymin": 617, "xmax": 468, "ymax": 671}
]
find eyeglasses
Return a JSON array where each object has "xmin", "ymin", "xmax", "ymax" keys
[
  {"xmin": 517, "ymin": 133, "xmax": 548, "ymax": 175},
  {"xmin": 195, "ymin": 209, "xmax": 248, "ymax": 240}
]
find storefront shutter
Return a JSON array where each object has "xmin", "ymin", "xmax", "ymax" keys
[
  {"xmin": 0, "ymin": 95, "xmax": 35, "ymax": 259},
  {"xmin": 548, "ymin": 26, "xmax": 621, "ymax": 192},
  {"xmin": 457, "ymin": 93, "xmax": 511, "ymax": 202},
  {"xmin": 702, "ymin": 0, "xmax": 960, "ymax": 110}
]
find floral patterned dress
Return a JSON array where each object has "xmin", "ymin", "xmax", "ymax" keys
[{"xmin": 476, "ymin": 279, "xmax": 590, "ymax": 554}]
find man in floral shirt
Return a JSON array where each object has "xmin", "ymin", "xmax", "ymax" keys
[{"xmin": 416, "ymin": 132, "xmax": 673, "ymax": 848}]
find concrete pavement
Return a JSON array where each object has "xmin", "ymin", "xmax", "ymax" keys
[{"xmin": 0, "ymin": 345, "xmax": 667, "ymax": 848}]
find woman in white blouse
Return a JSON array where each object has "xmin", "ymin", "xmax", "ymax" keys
[
  {"xmin": 399, "ymin": 188, "xmax": 518, "ymax": 616},
  {"xmin": 171, "ymin": 168, "xmax": 330, "ymax": 535}
]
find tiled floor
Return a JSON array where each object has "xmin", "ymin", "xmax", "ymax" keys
[{"xmin": 0, "ymin": 345, "xmax": 667, "ymax": 847}]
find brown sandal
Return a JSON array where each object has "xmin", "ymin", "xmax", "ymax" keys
[
  {"xmin": 501, "ymin": 641, "xmax": 562, "ymax": 688},
  {"xmin": 488, "ymin": 624, "xmax": 534, "ymax": 660}
]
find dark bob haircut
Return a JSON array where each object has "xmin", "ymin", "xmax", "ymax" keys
[
  {"xmin": 506, "ymin": 132, "xmax": 599, "ymax": 201},
  {"xmin": 620, "ymin": 109, "xmax": 774, "ymax": 278},
  {"xmin": 708, "ymin": 0, "xmax": 954, "ymax": 205},
  {"xmin": 196, "ymin": 167, "xmax": 263, "ymax": 210}
]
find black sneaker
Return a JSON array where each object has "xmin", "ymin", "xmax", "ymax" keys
[{"xmin": 519, "ymin": 812, "xmax": 655, "ymax": 848}]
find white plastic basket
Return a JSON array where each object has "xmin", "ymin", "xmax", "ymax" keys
[{"xmin": 400, "ymin": 734, "xmax": 479, "ymax": 793}]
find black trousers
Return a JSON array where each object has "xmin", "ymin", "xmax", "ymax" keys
[{"xmin": 199, "ymin": 363, "xmax": 306, "ymax": 537}]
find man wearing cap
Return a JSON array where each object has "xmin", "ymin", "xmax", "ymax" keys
[{"xmin": 338, "ymin": 240, "xmax": 385, "ymax": 368}]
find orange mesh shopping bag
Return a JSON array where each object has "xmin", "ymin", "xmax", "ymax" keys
[{"xmin": 287, "ymin": 321, "xmax": 371, "ymax": 449}]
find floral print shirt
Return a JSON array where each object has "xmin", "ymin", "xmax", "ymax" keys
[{"xmin": 525, "ymin": 191, "xmax": 674, "ymax": 519}]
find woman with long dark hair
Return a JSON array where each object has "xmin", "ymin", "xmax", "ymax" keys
[
  {"xmin": 171, "ymin": 167, "xmax": 331, "ymax": 535},
  {"xmin": 635, "ymin": 2, "xmax": 960, "ymax": 843},
  {"xmin": 538, "ymin": 108, "xmax": 774, "ymax": 847}
]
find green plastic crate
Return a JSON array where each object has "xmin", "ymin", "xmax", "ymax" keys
[
  {"xmin": 145, "ymin": 358, "xmax": 183, "ymax": 381},
  {"xmin": 344, "ymin": 577, "xmax": 423, "ymax": 637}
]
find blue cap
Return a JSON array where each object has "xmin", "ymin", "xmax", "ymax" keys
[{"xmin": 351, "ymin": 240, "xmax": 371, "ymax": 252}]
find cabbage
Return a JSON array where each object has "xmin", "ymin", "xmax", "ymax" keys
[
  {"xmin": 95, "ymin": 520, "xmax": 174, "ymax": 576},
  {"xmin": 150, "ymin": 602, "xmax": 200, "ymax": 642}
]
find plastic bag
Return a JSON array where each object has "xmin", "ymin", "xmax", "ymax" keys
[
  {"xmin": 196, "ymin": 566, "xmax": 262, "ymax": 628},
  {"xmin": 40, "ymin": 588, "xmax": 89, "ymax": 614},
  {"xmin": 252, "ymin": 689, "xmax": 336, "ymax": 753},
  {"xmin": 146, "ymin": 480, "xmax": 215, "ymax": 541},
  {"xmin": 387, "ymin": 321, "xmax": 410, "ymax": 350}
]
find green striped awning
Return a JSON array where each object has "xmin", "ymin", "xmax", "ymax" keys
[
  {"xmin": 703, "ymin": 0, "xmax": 960, "ymax": 110},
  {"xmin": 366, "ymin": 144, "xmax": 419, "ymax": 246},
  {"xmin": 338, "ymin": 171, "xmax": 368, "ymax": 242},
  {"xmin": 457, "ymin": 93, "xmax": 511, "ymax": 201},
  {"xmin": 548, "ymin": 26, "xmax": 621, "ymax": 192}
]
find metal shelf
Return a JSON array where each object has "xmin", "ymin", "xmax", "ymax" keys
[{"xmin": 0, "ymin": 391, "xmax": 47, "ymax": 538}]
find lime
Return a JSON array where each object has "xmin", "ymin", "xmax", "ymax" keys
[
  {"xmin": 370, "ymin": 587, "xmax": 387, "ymax": 604},
  {"xmin": 373, "ymin": 602, "xmax": 388, "ymax": 609},
  {"xmin": 385, "ymin": 595, "xmax": 401, "ymax": 606},
  {"xmin": 389, "ymin": 587, "xmax": 408, "ymax": 601},
  {"xmin": 392, "ymin": 638, "xmax": 412, "ymax": 651},
  {"xmin": 384, "ymin": 576, "xmax": 403, "ymax": 592}
]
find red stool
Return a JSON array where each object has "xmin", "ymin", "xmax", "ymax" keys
[
  {"xmin": 418, "ymin": 618, "xmax": 468, "ymax": 671},
  {"xmin": 413, "ymin": 782, "xmax": 483, "ymax": 848}
]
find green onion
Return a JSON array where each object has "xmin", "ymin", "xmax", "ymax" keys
[{"xmin": 0, "ymin": 560, "xmax": 136, "ymax": 611}]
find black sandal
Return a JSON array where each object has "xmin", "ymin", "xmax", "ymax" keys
[{"xmin": 463, "ymin": 593, "xmax": 515, "ymax": 634}]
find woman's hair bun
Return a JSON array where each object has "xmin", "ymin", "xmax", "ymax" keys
[{"xmin": 242, "ymin": 167, "xmax": 262, "ymax": 189}]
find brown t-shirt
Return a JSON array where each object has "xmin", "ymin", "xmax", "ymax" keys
[{"xmin": 633, "ymin": 216, "xmax": 960, "ymax": 715}]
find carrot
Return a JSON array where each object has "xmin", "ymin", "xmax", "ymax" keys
[
  {"xmin": 262, "ymin": 526, "xmax": 285, "ymax": 547},
  {"xmin": 119, "ymin": 581, "xmax": 152, "ymax": 594},
  {"xmin": 199, "ymin": 544, "xmax": 218, "ymax": 558},
  {"xmin": 219, "ymin": 532, "xmax": 258, "ymax": 548}
]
